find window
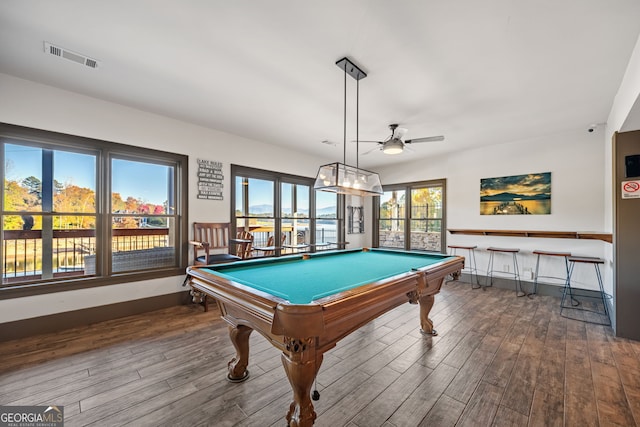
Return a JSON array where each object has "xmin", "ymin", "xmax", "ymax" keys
[
  {"xmin": 375, "ymin": 179, "xmax": 446, "ymax": 252},
  {"xmin": 281, "ymin": 182, "xmax": 310, "ymax": 250},
  {"xmin": 232, "ymin": 165, "xmax": 343, "ymax": 257},
  {"xmin": 378, "ymin": 190, "xmax": 406, "ymax": 249},
  {"xmin": 315, "ymin": 190, "xmax": 339, "ymax": 247},
  {"xmin": 1, "ymin": 123, "xmax": 188, "ymax": 297},
  {"xmin": 110, "ymin": 157, "xmax": 177, "ymax": 273},
  {"xmin": 235, "ymin": 175, "xmax": 276, "ymax": 249}
]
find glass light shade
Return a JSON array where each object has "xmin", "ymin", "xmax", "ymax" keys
[
  {"xmin": 314, "ymin": 162, "xmax": 383, "ymax": 196},
  {"xmin": 382, "ymin": 139, "xmax": 404, "ymax": 155}
]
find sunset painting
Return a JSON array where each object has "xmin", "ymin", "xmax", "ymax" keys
[{"xmin": 480, "ymin": 172, "xmax": 551, "ymax": 215}]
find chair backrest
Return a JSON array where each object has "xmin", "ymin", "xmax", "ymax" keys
[
  {"xmin": 236, "ymin": 230, "xmax": 254, "ymax": 259},
  {"xmin": 266, "ymin": 235, "xmax": 275, "ymax": 247},
  {"xmin": 193, "ymin": 222, "xmax": 232, "ymax": 250},
  {"xmin": 262, "ymin": 233, "xmax": 286, "ymax": 256},
  {"xmin": 192, "ymin": 222, "xmax": 233, "ymax": 265}
]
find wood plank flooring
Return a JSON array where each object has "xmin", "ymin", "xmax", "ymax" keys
[{"xmin": 1, "ymin": 280, "xmax": 639, "ymax": 426}]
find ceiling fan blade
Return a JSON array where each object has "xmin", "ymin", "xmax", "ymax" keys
[
  {"xmin": 405, "ymin": 135, "xmax": 445, "ymax": 144},
  {"xmin": 320, "ymin": 139, "xmax": 338, "ymax": 146},
  {"xmin": 352, "ymin": 140, "xmax": 383, "ymax": 144},
  {"xmin": 392, "ymin": 127, "xmax": 408, "ymax": 140},
  {"xmin": 360, "ymin": 146, "xmax": 381, "ymax": 155}
]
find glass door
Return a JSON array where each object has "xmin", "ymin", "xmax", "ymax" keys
[
  {"xmin": 410, "ymin": 185, "xmax": 443, "ymax": 252},
  {"xmin": 376, "ymin": 180, "xmax": 446, "ymax": 253},
  {"xmin": 281, "ymin": 182, "xmax": 310, "ymax": 254},
  {"xmin": 378, "ymin": 190, "xmax": 405, "ymax": 249}
]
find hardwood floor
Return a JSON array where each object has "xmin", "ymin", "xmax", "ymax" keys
[{"xmin": 1, "ymin": 280, "xmax": 639, "ymax": 426}]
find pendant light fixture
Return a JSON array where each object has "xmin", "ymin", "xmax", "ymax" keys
[{"xmin": 314, "ymin": 57, "xmax": 383, "ymax": 196}]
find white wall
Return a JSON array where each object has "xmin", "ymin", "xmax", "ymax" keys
[
  {"xmin": 0, "ymin": 73, "xmax": 330, "ymax": 323},
  {"xmin": 377, "ymin": 127, "xmax": 609, "ymax": 293},
  {"xmin": 609, "ymin": 34, "xmax": 640, "ymax": 134}
]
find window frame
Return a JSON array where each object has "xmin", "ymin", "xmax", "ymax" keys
[
  {"xmin": 231, "ymin": 164, "xmax": 345, "ymax": 256},
  {"xmin": 373, "ymin": 178, "xmax": 447, "ymax": 253},
  {"xmin": 0, "ymin": 123, "xmax": 189, "ymax": 300}
]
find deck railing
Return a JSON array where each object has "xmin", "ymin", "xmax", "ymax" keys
[
  {"xmin": 2, "ymin": 228, "xmax": 170, "ymax": 282},
  {"xmin": 3, "ymin": 226, "xmax": 339, "ymax": 282}
]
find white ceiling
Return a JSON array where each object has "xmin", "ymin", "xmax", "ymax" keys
[{"xmin": 1, "ymin": 1, "xmax": 640, "ymax": 168}]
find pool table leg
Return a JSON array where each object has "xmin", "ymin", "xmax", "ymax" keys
[
  {"xmin": 418, "ymin": 293, "xmax": 437, "ymax": 336},
  {"xmin": 281, "ymin": 338, "xmax": 322, "ymax": 427},
  {"xmin": 408, "ymin": 290, "xmax": 438, "ymax": 336},
  {"xmin": 227, "ymin": 325, "xmax": 252, "ymax": 382}
]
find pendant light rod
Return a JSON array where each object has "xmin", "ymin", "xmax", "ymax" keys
[
  {"xmin": 313, "ymin": 57, "xmax": 381, "ymax": 197},
  {"xmin": 356, "ymin": 77, "xmax": 359, "ymax": 168},
  {"xmin": 343, "ymin": 59, "xmax": 347, "ymax": 166},
  {"xmin": 335, "ymin": 57, "xmax": 366, "ymax": 167}
]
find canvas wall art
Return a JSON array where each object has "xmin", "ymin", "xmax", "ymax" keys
[{"xmin": 480, "ymin": 172, "xmax": 551, "ymax": 215}]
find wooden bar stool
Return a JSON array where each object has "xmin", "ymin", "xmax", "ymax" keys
[
  {"xmin": 561, "ymin": 256, "xmax": 611, "ymax": 326},
  {"xmin": 447, "ymin": 245, "xmax": 481, "ymax": 289},
  {"xmin": 486, "ymin": 247, "xmax": 525, "ymax": 296},
  {"xmin": 531, "ymin": 250, "xmax": 571, "ymax": 296}
]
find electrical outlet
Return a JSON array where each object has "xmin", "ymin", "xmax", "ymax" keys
[{"xmin": 523, "ymin": 268, "xmax": 534, "ymax": 280}]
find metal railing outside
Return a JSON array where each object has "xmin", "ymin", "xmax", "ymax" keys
[{"xmin": 2, "ymin": 228, "xmax": 170, "ymax": 282}]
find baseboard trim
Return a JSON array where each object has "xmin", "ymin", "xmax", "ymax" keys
[
  {"xmin": 0, "ymin": 291, "xmax": 192, "ymax": 342},
  {"xmin": 456, "ymin": 273, "xmax": 604, "ymax": 300}
]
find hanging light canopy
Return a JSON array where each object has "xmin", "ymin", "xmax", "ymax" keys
[{"xmin": 314, "ymin": 57, "xmax": 383, "ymax": 197}]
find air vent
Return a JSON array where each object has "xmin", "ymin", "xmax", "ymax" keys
[{"xmin": 44, "ymin": 42, "xmax": 100, "ymax": 69}]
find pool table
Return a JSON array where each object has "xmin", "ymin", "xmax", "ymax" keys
[{"xmin": 186, "ymin": 248, "xmax": 463, "ymax": 427}]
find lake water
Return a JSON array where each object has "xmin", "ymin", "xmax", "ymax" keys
[{"xmin": 480, "ymin": 200, "xmax": 551, "ymax": 215}]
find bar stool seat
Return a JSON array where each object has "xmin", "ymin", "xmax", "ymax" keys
[
  {"xmin": 531, "ymin": 250, "xmax": 571, "ymax": 296},
  {"xmin": 561, "ymin": 256, "xmax": 611, "ymax": 325},
  {"xmin": 486, "ymin": 247, "xmax": 525, "ymax": 296},
  {"xmin": 447, "ymin": 244, "xmax": 481, "ymax": 289}
]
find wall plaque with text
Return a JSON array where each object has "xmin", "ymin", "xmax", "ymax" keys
[{"xmin": 197, "ymin": 159, "xmax": 224, "ymax": 200}]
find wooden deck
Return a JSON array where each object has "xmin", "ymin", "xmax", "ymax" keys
[{"xmin": 1, "ymin": 280, "xmax": 638, "ymax": 426}]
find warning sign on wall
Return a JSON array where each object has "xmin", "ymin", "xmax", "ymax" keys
[{"xmin": 622, "ymin": 180, "xmax": 640, "ymax": 199}]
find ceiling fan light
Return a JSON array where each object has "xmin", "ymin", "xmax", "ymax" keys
[{"xmin": 383, "ymin": 139, "xmax": 404, "ymax": 155}]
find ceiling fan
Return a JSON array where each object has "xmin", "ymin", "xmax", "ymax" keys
[{"xmin": 358, "ymin": 124, "xmax": 444, "ymax": 155}]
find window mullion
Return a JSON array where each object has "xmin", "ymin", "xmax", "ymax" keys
[
  {"xmin": 101, "ymin": 152, "xmax": 111, "ymax": 276},
  {"xmin": 41, "ymin": 149, "xmax": 54, "ymax": 279}
]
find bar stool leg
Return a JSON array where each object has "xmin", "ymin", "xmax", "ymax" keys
[
  {"xmin": 532, "ymin": 253, "xmax": 541, "ymax": 295},
  {"xmin": 485, "ymin": 251, "xmax": 494, "ymax": 288},
  {"xmin": 485, "ymin": 248, "xmax": 523, "ymax": 296},
  {"xmin": 562, "ymin": 261, "xmax": 580, "ymax": 308},
  {"xmin": 563, "ymin": 255, "xmax": 571, "ymax": 300},
  {"xmin": 561, "ymin": 256, "xmax": 610, "ymax": 326},
  {"xmin": 513, "ymin": 252, "xmax": 525, "ymax": 297},
  {"xmin": 448, "ymin": 245, "xmax": 481, "ymax": 289},
  {"xmin": 469, "ymin": 248, "xmax": 481, "ymax": 289},
  {"xmin": 594, "ymin": 263, "xmax": 608, "ymax": 318},
  {"xmin": 446, "ymin": 247, "xmax": 459, "ymax": 283},
  {"xmin": 531, "ymin": 251, "xmax": 572, "ymax": 298}
]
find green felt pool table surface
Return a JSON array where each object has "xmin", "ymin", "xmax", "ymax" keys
[{"xmin": 201, "ymin": 248, "xmax": 456, "ymax": 304}]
